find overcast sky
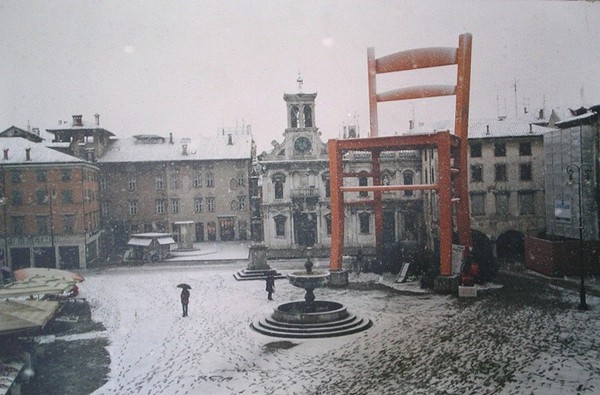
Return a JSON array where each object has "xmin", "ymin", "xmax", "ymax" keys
[{"xmin": 1, "ymin": 1, "xmax": 599, "ymax": 152}]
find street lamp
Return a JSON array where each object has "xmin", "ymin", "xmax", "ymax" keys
[{"xmin": 566, "ymin": 163, "xmax": 592, "ymax": 311}]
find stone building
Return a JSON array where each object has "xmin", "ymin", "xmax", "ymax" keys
[
  {"xmin": 419, "ymin": 115, "xmax": 548, "ymax": 259},
  {"xmin": 0, "ymin": 137, "xmax": 101, "ymax": 269},
  {"xmin": 97, "ymin": 128, "xmax": 254, "ymax": 252},
  {"xmin": 259, "ymin": 87, "xmax": 424, "ymax": 258}
]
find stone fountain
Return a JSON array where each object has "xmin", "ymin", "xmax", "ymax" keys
[{"xmin": 251, "ymin": 251, "xmax": 372, "ymax": 338}]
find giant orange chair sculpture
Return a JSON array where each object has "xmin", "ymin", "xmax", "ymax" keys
[{"xmin": 328, "ymin": 33, "xmax": 472, "ymax": 279}]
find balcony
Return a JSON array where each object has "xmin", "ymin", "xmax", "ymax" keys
[{"xmin": 290, "ymin": 187, "xmax": 319, "ymax": 198}]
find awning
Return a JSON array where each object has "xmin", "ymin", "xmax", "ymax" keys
[
  {"xmin": 14, "ymin": 268, "xmax": 84, "ymax": 282},
  {"xmin": 0, "ymin": 357, "xmax": 24, "ymax": 395},
  {"xmin": 0, "ymin": 300, "xmax": 59, "ymax": 336},
  {"xmin": 127, "ymin": 238, "xmax": 152, "ymax": 247},
  {"xmin": 0, "ymin": 277, "xmax": 76, "ymax": 298},
  {"xmin": 157, "ymin": 237, "xmax": 176, "ymax": 245}
]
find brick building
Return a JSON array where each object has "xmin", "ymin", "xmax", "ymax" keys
[
  {"xmin": 97, "ymin": 129, "xmax": 254, "ymax": 252},
  {"xmin": 0, "ymin": 137, "xmax": 101, "ymax": 269}
]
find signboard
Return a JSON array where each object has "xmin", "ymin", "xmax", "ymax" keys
[
  {"xmin": 451, "ymin": 244, "xmax": 464, "ymax": 274},
  {"xmin": 394, "ymin": 263, "xmax": 411, "ymax": 283},
  {"xmin": 554, "ymin": 200, "xmax": 572, "ymax": 224}
]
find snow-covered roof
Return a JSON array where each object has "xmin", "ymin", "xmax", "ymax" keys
[
  {"xmin": 98, "ymin": 134, "xmax": 253, "ymax": 163},
  {"xmin": 406, "ymin": 117, "xmax": 548, "ymax": 139},
  {"xmin": 0, "ymin": 137, "xmax": 85, "ymax": 164}
]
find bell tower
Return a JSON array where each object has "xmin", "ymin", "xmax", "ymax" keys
[{"xmin": 284, "ymin": 74, "xmax": 317, "ymax": 131}]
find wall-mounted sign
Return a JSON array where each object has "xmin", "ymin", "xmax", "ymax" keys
[{"xmin": 554, "ymin": 200, "xmax": 572, "ymax": 224}]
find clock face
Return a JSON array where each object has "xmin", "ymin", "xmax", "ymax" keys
[{"xmin": 294, "ymin": 136, "xmax": 312, "ymax": 154}]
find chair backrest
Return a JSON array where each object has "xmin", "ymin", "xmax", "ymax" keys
[{"xmin": 367, "ymin": 33, "xmax": 472, "ymax": 139}]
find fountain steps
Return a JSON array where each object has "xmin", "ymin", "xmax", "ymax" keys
[
  {"xmin": 251, "ymin": 315, "xmax": 373, "ymax": 339},
  {"xmin": 233, "ymin": 269, "xmax": 286, "ymax": 281}
]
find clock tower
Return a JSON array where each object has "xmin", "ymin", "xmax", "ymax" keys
[{"xmin": 258, "ymin": 77, "xmax": 329, "ymax": 255}]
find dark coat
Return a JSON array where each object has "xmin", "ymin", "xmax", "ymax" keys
[
  {"xmin": 181, "ymin": 288, "xmax": 190, "ymax": 304},
  {"xmin": 265, "ymin": 276, "xmax": 275, "ymax": 292}
]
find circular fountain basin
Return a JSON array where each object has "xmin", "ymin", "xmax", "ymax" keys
[
  {"xmin": 273, "ymin": 301, "xmax": 348, "ymax": 324},
  {"xmin": 287, "ymin": 270, "xmax": 330, "ymax": 289}
]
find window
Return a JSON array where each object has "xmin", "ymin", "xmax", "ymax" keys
[
  {"xmin": 36, "ymin": 190, "xmax": 48, "ymax": 205},
  {"xmin": 403, "ymin": 171, "xmax": 414, "ymax": 196},
  {"xmin": 237, "ymin": 196, "xmax": 246, "ymax": 211},
  {"xmin": 470, "ymin": 193, "xmax": 485, "ymax": 216},
  {"xmin": 36, "ymin": 215, "xmax": 49, "ymax": 235},
  {"xmin": 470, "ymin": 143, "xmax": 482, "ymax": 158},
  {"xmin": 519, "ymin": 191, "xmax": 535, "ymax": 215},
  {"xmin": 520, "ymin": 163, "xmax": 532, "ymax": 181},
  {"xmin": 11, "ymin": 191, "xmax": 22, "ymax": 205},
  {"xmin": 206, "ymin": 172, "xmax": 214, "ymax": 188},
  {"xmin": 290, "ymin": 105, "xmax": 299, "ymax": 128},
  {"xmin": 494, "ymin": 142, "xmax": 506, "ymax": 157},
  {"xmin": 322, "ymin": 173, "xmax": 330, "ymax": 198},
  {"xmin": 11, "ymin": 171, "xmax": 22, "ymax": 183},
  {"xmin": 194, "ymin": 198, "xmax": 203, "ymax": 213},
  {"xmin": 519, "ymin": 142, "xmax": 532, "ymax": 156},
  {"xmin": 230, "ymin": 178, "xmax": 238, "ymax": 190},
  {"xmin": 155, "ymin": 178, "xmax": 164, "ymax": 190},
  {"xmin": 61, "ymin": 169, "xmax": 71, "ymax": 181},
  {"xmin": 170, "ymin": 174, "xmax": 179, "ymax": 189},
  {"xmin": 471, "ymin": 165, "xmax": 483, "ymax": 183},
  {"xmin": 12, "ymin": 216, "xmax": 24, "ymax": 235},
  {"xmin": 156, "ymin": 200, "xmax": 166, "ymax": 214},
  {"xmin": 128, "ymin": 201, "xmax": 138, "ymax": 215},
  {"xmin": 62, "ymin": 190, "xmax": 73, "ymax": 204},
  {"xmin": 100, "ymin": 178, "xmax": 108, "ymax": 191},
  {"xmin": 101, "ymin": 202, "xmax": 109, "ymax": 217},
  {"xmin": 36, "ymin": 170, "xmax": 46, "ymax": 182},
  {"xmin": 304, "ymin": 106, "xmax": 313, "ymax": 127},
  {"xmin": 128, "ymin": 176, "xmax": 137, "ymax": 190},
  {"xmin": 495, "ymin": 164, "xmax": 507, "ymax": 182},
  {"xmin": 207, "ymin": 197, "xmax": 215, "ymax": 212},
  {"xmin": 171, "ymin": 199, "xmax": 180, "ymax": 214},
  {"xmin": 359, "ymin": 212, "xmax": 370, "ymax": 234},
  {"xmin": 63, "ymin": 215, "xmax": 75, "ymax": 234},
  {"xmin": 359, "ymin": 176, "xmax": 368, "ymax": 197},
  {"xmin": 274, "ymin": 215, "xmax": 286, "ymax": 237},
  {"xmin": 495, "ymin": 193, "xmax": 509, "ymax": 215},
  {"xmin": 193, "ymin": 174, "xmax": 202, "ymax": 188},
  {"xmin": 237, "ymin": 172, "xmax": 245, "ymax": 187},
  {"xmin": 274, "ymin": 181, "xmax": 284, "ymax": 199},
  {"xmin": 325, "ymin": 214, "xmax": 332, "ymax": 235}
]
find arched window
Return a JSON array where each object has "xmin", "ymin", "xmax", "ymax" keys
[
  {"xmin": 290, "ymin": 105, "xmax": 300, "ymax": 128},
  {"xmin": 303, "ymin": 106, "xmax": 313, "ymax": 127},
  {"xmin": 403, "ymin": 170, "xmax": 414, "ymax": 196},
  {"xmin": 325, "ymin": 213, "xmax": 332, "ymax": 235},
  {"xmin": 321, "ymin": 172, "xmax": 330, "ymax": 198},
  {"xmin": 272, "ymin": 173, "xmax": 286, "ymax": 199},
  {"xmin": 274, "ymin": 215, "xmax": 286, "ymax": 237},
  {"xmin": 358, "ymin": 173, "xmax": 369, "ymax": 197},
  {"xmin": 359, "ymin": 212, "xmax": 370, "ymax": 234}
]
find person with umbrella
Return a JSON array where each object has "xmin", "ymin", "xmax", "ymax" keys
[
  {"xmin": 265, "ymin": 274, "xmax": 275, "ymax": 300},
  {"xmin": 178, "ymin": 284, "xmax": 191, "ymax": 317}
]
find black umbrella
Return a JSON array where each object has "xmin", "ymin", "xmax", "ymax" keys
[{"xmin": 177, "ymin": 283, "xmax": 192, "ymax": 290}]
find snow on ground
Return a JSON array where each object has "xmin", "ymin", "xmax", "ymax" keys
[{"xmin": 78, "ymin": 258, "xmax": 600, "ymax": 395}]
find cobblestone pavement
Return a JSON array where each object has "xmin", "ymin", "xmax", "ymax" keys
[{"xmin": 24, "ymin": 264, "xmax": 600, "ymax": 395}]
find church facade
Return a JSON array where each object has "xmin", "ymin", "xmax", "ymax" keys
[{"xmin": 258, "ymin": 86, "xmax": 424, "ymax": 258}]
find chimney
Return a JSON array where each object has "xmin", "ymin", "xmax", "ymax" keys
[
  {"xmin": 169, "ymin": 133, "xmax": 174, "ymax": 144},
  {"xmin": 32, "ymin": 127, "xmax": 40, "ymax": 136},
  {"xmin": 529, "ymin": 124, "xmax": 533, "ymax": 134},
  {"xmin": 486, "ymin": 125, "xmax": 490, "ymax": 135},
  {"xmin": 25, "ymin": 148, "xmax": 31, "ymax": 161},
  {"xmin": 409, "ymin": 120, "xmax": 414, "ymax": 130},
  {"xmin": 73, "ymin": 115, "xmax": 83, "ymax": 126},
  {"xmin": 94, "ymin": 113, "xmax": 100, "ymax": 126},
  {"xmin": 538, "ymin": 109, "xmax": 544, "ymax": 120},
  {"xmin": 228, "ymin": 134, "xmax": 233, "ymax": 145},
  {"xmin": 3, "ymin": 149, "xmax": 8, "ymax": 160},
  {"xmin": 182, "ymin": 144, "xmax": 188, "ymax": 155}
]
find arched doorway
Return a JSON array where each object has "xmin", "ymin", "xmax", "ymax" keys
[{"xmin": 496, "ymin": 230, "xmax": 525, "ymax": 261}]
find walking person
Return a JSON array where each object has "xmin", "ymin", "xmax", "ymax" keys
[
  {"xmin": 265, "ymin": 273, "xmax": 275, "ymax": 300},
  {"xmin": 180, "ymin": 287, "xmax": 190, "ymax": 317}
]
